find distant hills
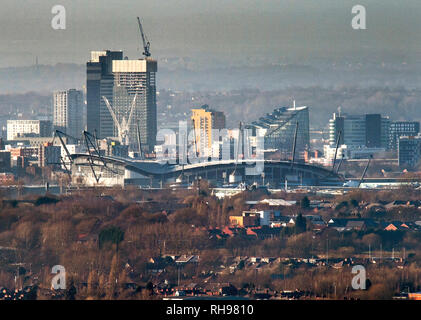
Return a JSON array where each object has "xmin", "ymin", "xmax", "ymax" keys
[
  {"xmin": 0, "ymin": 64, "xmax": 85, "ymax": 94},
  {"xmin": 2, "ymin": 61, "xmax": 421, "ymax": 94}
]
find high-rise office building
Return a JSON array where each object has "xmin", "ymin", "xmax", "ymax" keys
[
  {"xmin": 53, "ymin": 89, "xmax": 84, "ymax": 138},
  {"xmin": 86, "ymin": 51, "xmax": 157, "ymax": 152},
  {"xmin": 329, "ymin": 113, "xmax": 390, "ymax": 149},
  {"xmin": 248, "ymin": 104, "xmax": 310, "ymax": 159},
  {"xmin": 86, "ymin": 50, "xmax": 123, "ymax": 138},
  {"xmin": 389, "ymin": 121, "xmax": 420, "ymax": 150},
  {"xmin": 191, "ymin": 105, "xmax": 226, "ymax": 157},
  {"xmin": 111, "ymin": 58, "xmax": 157, "ymax": 152}
]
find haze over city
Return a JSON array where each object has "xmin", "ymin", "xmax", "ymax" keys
[{"xmin": 2, "ymin": 0, "xmax": 421, "ymax": 66}]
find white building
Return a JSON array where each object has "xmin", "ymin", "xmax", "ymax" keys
[
  {"xmin": 255, "ymin": 210, "xmax": 271, "ymax": 226},
  {"xmin": 7, "ymin": 120, "xmax": 52, "ymax": 141},
  {"xmin": 54, "ymin": 89, "xmax": 84, "ymax": 139},
  {"xmin": 60, "ymin": 144, "xmax": 83, "ymax": 169},
  {"xmin": 324, "ymin": 144, "xmax": 385, "ymax": 163}
]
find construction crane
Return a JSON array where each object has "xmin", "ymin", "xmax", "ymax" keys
[
  {"xmin": 102, "ymin": 94, "xmax": 137, "ymax": 145},
  {"xmin": 137, "ymin": 17, "xmax": 151, "ymax": 58}
]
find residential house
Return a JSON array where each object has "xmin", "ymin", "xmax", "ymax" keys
[
  {"xmin": 364, "ymin": 203, "xmax": 386, "ymax": 214},
  {"xmin": 385, "ymin": 200, "xmax": 420, "ymax": 210},
  {"xmin": 328, "ymin": 218, "xmax": 377, "ymax": 231},
  {"xmin": 204, "ymin": 283, "xmax": 238, "ymax": 296},
  {"xmin": 229, "ymin": 211, "xmax": 260, "ymax": 227},
  {"xmin": 258, "ymin": 199, "xmax": 296, "ymax": 206},
  {"xmin": 175, "ymin": 255, "xmax": 199, "ymax": 265},
  {"xmin": 248, "ymin": 226, "xmax": 282, "ymax": 240},
  {"xmin": 383, "ymin": 221, "xmax": 411, "ymax": 231}
]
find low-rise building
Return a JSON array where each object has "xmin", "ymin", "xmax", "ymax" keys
[
  {"xmin": 0, "ymin": 172, "xmax": 15, "ymax": 184},
  {"xmin": 389, "ymin": 121, "xmax": 420, "ymax": 150},
  {"xmin": 7, "ymin": 120, "xmax": 52, "ymax": 141},
  {"xmin": 38, "ymin": 142, "xmax": 61, "ymax": 168},
  {"xmin": 0, "ymin": 151, "xmax": 11, "ymax": 172},
  {"xmin": 229, "ymin": 212, "xmax": 260, "ymax": 228},
  {"xmin": 398, "ymin": 135, "xmax": 421, "ymax": 168},
  {"xmin": 324, "ymin": 144, "xmax": 385, "ymax": 163}
]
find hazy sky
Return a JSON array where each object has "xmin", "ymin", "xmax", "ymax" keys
[{"xmin": 1, "ymin": 0, "xmax": 421, "ymax": 67}]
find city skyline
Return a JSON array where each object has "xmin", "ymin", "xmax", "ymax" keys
[{"xmin": 2, "ymin": 1, "xmax": 421, "ymax": 304}]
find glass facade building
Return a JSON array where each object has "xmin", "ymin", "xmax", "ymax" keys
[
  {"xmin": 329, "ymin": 113, "xmax": 390, "ymax": 149},
  {"xmin": 112, "ymin": 59, "xmax": 157, "ymax": 153},
  {"xmin": 248, "ymin": 105, "xmax": 310, "ymax": 159},
  {"xmin": 86, "ymin": 50, "xmax": 123, "ymax": 138},
  {"xmin": 86, "ymin": 51, "xmax": 158, "ymax": 153}
]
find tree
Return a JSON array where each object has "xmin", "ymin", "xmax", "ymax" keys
[
  {"xmin": 295, "ymin": 214, "xmax": 307, "ymax": 234},
  {"xmin": 300, "ymin": 196, "xmax": 310, "ymax": 209},
  {"xmin": 87, "ymin": 270, "xmax": 98, "ymax": 297},
  {"xmin": 99, "ymin": 226, "xmax": 124, "ymax": 250},
  {"xmin": 350, "ymin": 199, "xmax": 359, "ymax": 208},
  {"xmin": 34, "ymin": 195, "xmax": 59, "ymax": 206},
  {"xmin": 336, "ymin": 201, "xmax": 349, "ymax": 211},
  {"xmin": 146, "ymin": 281, "xmax": 154, "ymax": 296},
  {"xmin": 66, "ymin": 279, "xmax": 77, "ymax": 300},
  {"xmin": 107, "ymin": 254, "xmax": 119, "ymax": 299}
]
